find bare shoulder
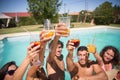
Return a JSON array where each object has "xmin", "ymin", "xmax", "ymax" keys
[
  {"xmin": 91, "ymin": 61, "xmax": 104, "ymax": 73},
  {"xmin": 91, "ymin": 61, "xmax": 101, "ymax": 68},
  {"xmin": 87, "ymin": 60, "xmax": 98, "ymax": 68},
  {"xmin": 74, "ymin": 62, "xmax": 79, "ymax": 66}
]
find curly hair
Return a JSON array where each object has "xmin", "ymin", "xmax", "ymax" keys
[
  {"xmin": 100, "ymin": 46, "xmax": 120, "ymax": 65},
  {"xmin": 116, "ymin": 61, "xmax": 120, "ymax": 70},
  {"xmin": 0, "ymin": 61, "xmax": 18, "ymax": 80}
]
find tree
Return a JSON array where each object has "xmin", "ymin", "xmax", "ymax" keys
[
  {"xmin": 93, "ymin": 1, "xmax": 113, "ymax": 25},
  {"xmin": 113, "ymin": 5, "xmax": 120, "ymax": 24},
  {"xmin": 79, "ymin": 10, "xmax": 86, "ymax": 23},
  {"xmin": 27, "ymin": 0, "xmax": 62, "ymax": 24}
]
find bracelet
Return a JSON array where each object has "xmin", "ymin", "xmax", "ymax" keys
[
  {"xmin": 32, "ymin": 60, "xmax": 41, "ymax": 66},
  {"xmin": 93, "ymin": 51, "xmax": 97, "ymax": 54}
]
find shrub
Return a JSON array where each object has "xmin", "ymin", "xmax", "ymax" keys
[
  {"xmin": 18, "ymin": 17, "xmax": 36, "ymax": 26},
  {"xmin": 8, "ymin": 19, "xmax": 17, "ymax": 28},
  {"xmin": 94, "ymin": 16, "xmax": 113, "ymax": 25}
]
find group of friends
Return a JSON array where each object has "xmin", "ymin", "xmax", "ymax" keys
[{"xmin": 0, "ymin": 23, "xmax": 120, "ymax": 80}]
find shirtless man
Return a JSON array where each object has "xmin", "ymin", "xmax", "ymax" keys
[
  {"xmin": 66, "ymin": 41, "xmax": 108, "ymax": 80},
  {"xmin": 46, "ymin": 23, "xmax": 69, "ymax": 80}
]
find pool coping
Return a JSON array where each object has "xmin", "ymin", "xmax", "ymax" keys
[
  {"xmin": 0, "ymin": 26, "xmax": 120, "ymax": 40},
  {"xmin": 0, "ymin": 31, "xmax": 40, "ymax": 40}
]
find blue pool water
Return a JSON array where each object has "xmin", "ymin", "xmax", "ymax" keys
[{"xmin": 0, "ymin": 27, "xmax": 120, "ymax": 80}]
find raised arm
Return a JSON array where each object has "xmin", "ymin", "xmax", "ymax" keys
[
  {"xmin": 93, "ymin": 51, "xmax": 104, "ymax": 66},
  {"xmin": 66, "ymin": 40, "xmax": 76, "ymax": 72},
  {"xmin": 48, "ymin": 36, "xmax": 60, "ymax": 61},
  {"xmin": 26, "ymin": 65, "xmax": 39, "ymax": 80},
  {"xmin": 39, "ymin": 30, "xmax": 51, "ymax": 64},
  {"xmin": 48, "ymin": 23, "xmax": 69, "ymax": 61},
  {"xmin": 87, "ymin": 45, "xmax": 103, "ymax": 66},
  {"xmin": 13, "ymin": 43, "xmax": 41, "ymax": 80}
]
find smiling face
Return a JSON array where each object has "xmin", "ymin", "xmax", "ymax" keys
[
  {"xmin": 56, "ymin": 44, "xmax": 63, "ymax": 57},
  {"xmin": 49, "ymin": 40, "xmax": 63, "ymax": 57},
  {"xmin": 77, "ymin": 50, "xmax": 89, "ymax": 67},
  {"xmin": 103, "ymin": 49, "xmax": 115, "ymax": 63},
  {"xmin": 4, "ymin": 64, "xmax": 17, "ymax": 80}
]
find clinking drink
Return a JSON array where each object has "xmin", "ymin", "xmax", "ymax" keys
[
  {"xmin": 70, "ymin": 39, "xmax": 80, "ymax": 47},
  {"xmin": 31, "ymin": 41, "xmax": 41, "ymax": 47},
  {"xmin": 87, "ymin": 44, "xmax": 96, "ymax": 53},
  {"xmin": 44, "ymin": 31, "xmax": 54, "ymax": 39},
  {"xmin": 61, "ymin": 29, "xmax": 70, "ymax": 35}
]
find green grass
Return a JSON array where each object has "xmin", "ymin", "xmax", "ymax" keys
[
  {"xmin": 0, "ymin": 25, "xmax": 43, "ymax": 34},
  {"xmin": 0, "ymin": 23, "xmax": 120, "ymax": 34},
  {"xmin": 109, "ymin": 24, "xmax": 120, "ymax": 27},
  {"xmin": 71, "ymin": 22, "xmax": 94, "ymax": 28}
]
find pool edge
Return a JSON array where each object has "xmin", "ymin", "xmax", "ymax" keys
[{"xmin": 0, "ymin": 26, "xmax": 120, "ymax": 40}]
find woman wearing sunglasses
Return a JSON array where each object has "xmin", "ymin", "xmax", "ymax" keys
[
  {"xmin": 26, "ymin": 30, "xmax": 52, "ymax": 80},
  {"xmin": 0, "ymin": 61, "xmax": 18, "ymax": 80},
  {"xmin": 0, "ymin": 30, "xmax": 51, "ymax": 80},
  {"xmin": 0, "ymin": 41, "xmax": 41, "ymax": 80}
]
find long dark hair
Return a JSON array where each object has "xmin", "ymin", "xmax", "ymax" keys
[
  {"xmin": 100, "ymin": 46, "xmax": 120, "ymax": 65},
  {"xmin": 0, "ymin": 61, "xmax": 18, "ymax": 80}
]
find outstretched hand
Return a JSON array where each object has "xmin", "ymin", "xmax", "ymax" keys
[
  {"xmin": 66, "ymin": 40, "xmax": 75, "ymax": 54},
  {"xmin": 27, "ymin": 43, "xmax": 41, "ymax": 62},
  {"xmin": 39, "ymin": 30, "xmax": 51, "ymax": 43},
  {"xmin": 55, "ymin": 23, "xmax": 69, "ymax": 37}
]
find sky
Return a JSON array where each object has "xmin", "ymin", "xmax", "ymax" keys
[{"xmin": 0, "ymin": 0, "xmax": 120, "ymax": 13}]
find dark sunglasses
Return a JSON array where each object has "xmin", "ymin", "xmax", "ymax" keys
[{"xmin": 7, "ymin": 69, "xmax": 16, "ymax": 76}]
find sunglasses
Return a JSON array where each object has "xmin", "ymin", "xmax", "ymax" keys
[{"xmin": 7, "ymin": 69, "xmax": 16, "ymax": 76}]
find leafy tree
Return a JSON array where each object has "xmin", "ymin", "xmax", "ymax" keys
[
  {"xmin": 113, "ymin": 5, "xmax": 120, "ymax": 24},
  {"xmin": 27, "ymin": 0, "xmax": 62, "ymax": 24},
  {"xmin": 19, "ymin": 17, "xmax": 36, "ymax": 26},
  {"xmin": 93, "ymin": 1, "xmax": 113, "ymax": 25},
  {"xmin": 79, "ymin": 10, "xmax": 87, "ymax": 23}
]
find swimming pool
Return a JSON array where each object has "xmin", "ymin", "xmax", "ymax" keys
[{"xmin": 0, "ymin": 26, "xmax": 120, "ymax": 80}]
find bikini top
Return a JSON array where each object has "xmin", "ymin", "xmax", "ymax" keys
[
  {"xmin": 47, "ymin": 57, "xmax": 65, "ymax": 80},
  {"xmin": 102, "ymin": 63, "xmax": 113, "ymax": 71}
]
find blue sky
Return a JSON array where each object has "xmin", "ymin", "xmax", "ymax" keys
[
  {"xmin": 0, "ymin": 0, "xmax": 120, "ymax": 13},
  {"xmin": 60, "ymin": 0, "xmax": 120, "ymax": 13}
]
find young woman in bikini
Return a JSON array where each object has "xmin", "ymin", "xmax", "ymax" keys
[{"xmin": 93, "ymin": 45, "xmax": 120, "ymax": 71}]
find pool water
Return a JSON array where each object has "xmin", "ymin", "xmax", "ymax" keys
[{"xmin": 0, "ymin": 27, "xmax": 120, "ymax": 80}]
